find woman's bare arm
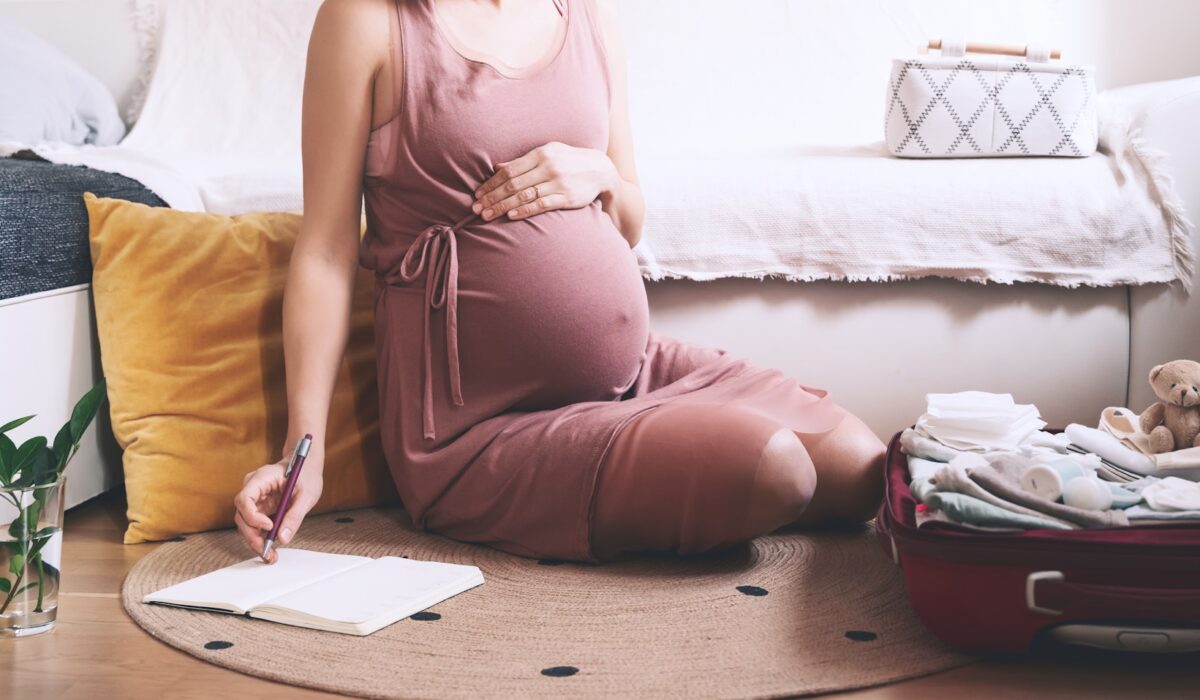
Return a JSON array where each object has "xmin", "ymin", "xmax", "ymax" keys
[
  {"xmin": 593, "ymin": 0, "xmax": 645, "ymax": 247},
  {"xmin": 235, "ymin": 0, "xmax": 392, "ymax": 559},
  {"xmin": 283, "ymin": 0, "xmax": 390, "ymax": 460}
]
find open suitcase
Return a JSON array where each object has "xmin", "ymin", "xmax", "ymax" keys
[{"xmin": 874, "ymin": 428, "xmax": 1200, "ymax": 653}]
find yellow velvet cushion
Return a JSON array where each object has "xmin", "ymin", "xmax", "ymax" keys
[{"xmin": 84, "ymin": 193, "xmax": 396, "ymax": 544}]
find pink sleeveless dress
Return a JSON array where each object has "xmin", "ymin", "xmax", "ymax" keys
[{"xmin": 360, "ymin": 0, "xmax": 847, "ymax": 562}]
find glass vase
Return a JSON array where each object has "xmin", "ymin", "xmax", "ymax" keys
[{"xmin": 0, "ymin": 478, "xmax": 66, "ymax": 637}]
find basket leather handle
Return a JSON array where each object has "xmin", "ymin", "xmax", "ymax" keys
[
  {"xmin": 927, "ymin": 39, "xmax": 1062, "ymax": 61},
  {"xmin": 1028, "ymin": 571, "xmax": 1200, "ymax": 619}
]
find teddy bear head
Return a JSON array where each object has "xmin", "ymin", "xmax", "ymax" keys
[{"xmin": 1149, "ymin": 359, "xmax": 1200, "ymax": 408}]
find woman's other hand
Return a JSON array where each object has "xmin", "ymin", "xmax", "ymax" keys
[
  {"xmin": 471, "ymin": 141, "xmax": 618, "ymax": 222},
  {"xmin": 233, "ymin": 450, "xmax": 325, "ymax": 564}
]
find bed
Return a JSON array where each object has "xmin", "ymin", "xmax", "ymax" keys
[
  {"xmin": 2, "ymin": 0, "xmax": 1198, "ymax": 511},
  {"xmin": 0, "ymin": 155, "xmax": 166, "ymax": 507}
]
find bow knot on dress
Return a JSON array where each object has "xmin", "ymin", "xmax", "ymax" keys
[{"xmin": 399, "ymin": 219, "xmax": 471, "ymax": 440}]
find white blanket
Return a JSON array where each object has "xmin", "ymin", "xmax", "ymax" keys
[
  {"xmin": 7, "ymin": 0, "xmax": 1193, "ymax": 290},
  {"xmin": 634, "ymin": 109, "xmax": 1194, "ymax": 291}
]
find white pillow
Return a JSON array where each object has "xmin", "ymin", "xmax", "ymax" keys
[
  {"xmin": 0, "ymin": 18, "xmax": 126, "ymax": 147},
  {"xmin": 120, "ymin": 0, "xmax": 321, "ymax": 213}
]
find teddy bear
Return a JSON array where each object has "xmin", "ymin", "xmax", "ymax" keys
[{"xmin": 1139, "ymin": 359, "xmax": 1200, "ymax": 453}]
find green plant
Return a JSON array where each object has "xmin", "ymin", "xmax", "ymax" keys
[{"xmin": 0, "ymin": 378, "xmax": 106, "ymax": 614}]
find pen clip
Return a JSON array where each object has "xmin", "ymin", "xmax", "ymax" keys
[{"xmin": 283, "ymin": 434, "xmax": 312, "ymax": 478}]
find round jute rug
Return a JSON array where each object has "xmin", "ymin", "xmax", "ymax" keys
[{"xmin": 122, "ymin": 508, "xmax": 972, "ymax": 698}]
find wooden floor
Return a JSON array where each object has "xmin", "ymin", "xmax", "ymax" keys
[{"xmin": 3, "ymin": 491, "xmax": 1198, "ymax": 699}]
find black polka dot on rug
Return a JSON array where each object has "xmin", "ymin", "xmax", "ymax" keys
[
  {"xmin": 537, "ymin": 559, "xmax": 567, "ymax": 566},
  {"xmin": 334, "ymin": 517, "xmax": 355, "ymax": 524},
  {"xmin": 410, "ymin": 611, "xmax": 441, "ymax": 621},
  {"xmin": 845, "ymin": 630, "xmax": 878, "ymax": 642},
  {"xmin": 736, "ymin": 585, "xmax": 768, "ymax": 597},
  {"xmin": 540, "ymin": 666, "xmax": 579, "ymax": 677},
  {"xmin": 204, "ymin": 640, "xmax": 234, "ymax": 650}
]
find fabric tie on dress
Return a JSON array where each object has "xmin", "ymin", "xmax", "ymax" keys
[{"xmin": 398, "ymin": 211, "xmax": 478, "ymax": 440}]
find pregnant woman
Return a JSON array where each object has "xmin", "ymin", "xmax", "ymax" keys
[{"xmin": 235, "ymin": 0, "xmax": 886, "ymax": 563}]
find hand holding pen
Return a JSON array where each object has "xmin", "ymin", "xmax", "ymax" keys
[{"xmin": 233, "ymin": 433, "xmax": 326, "ymax": 564}]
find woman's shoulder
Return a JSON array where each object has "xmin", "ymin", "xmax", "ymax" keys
[{"xmin": 310, "ymin": 0, "xmax": 395, "ymax": 71}]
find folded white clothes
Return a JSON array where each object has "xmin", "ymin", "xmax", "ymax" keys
[
  {"xmin": 914, "ymin": 391, "xmax": 1048, "ymax": 452},
  {"xmin": 1097, "ymin": 407, "xmax": 1200, "ymax": 479},
  {"xmin": 1140, "ymin": 477, "xmax": 1200, "ymax": 511},
  {"xmin": 1021, "ymin": 431, "xmax": 1073, "ymax": 454},
  {"xmin": 1065, "ymin": 423, "xmax": 1158, "ymax": 475},
  {"xmin": 1064, "ymin": 445, "xmax": 1144, "ymax": 482}
]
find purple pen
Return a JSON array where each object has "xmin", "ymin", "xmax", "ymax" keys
[{"xmin": 261, "ymin": 433, "xmax": 312, "ymax": 561}]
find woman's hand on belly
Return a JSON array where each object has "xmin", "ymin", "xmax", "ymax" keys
[{"xmin": 471, "ymin": 141, "xmax": 618, "ymax": 223}]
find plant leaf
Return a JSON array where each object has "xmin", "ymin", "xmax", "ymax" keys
[
  {"xmin": 27, "ymin": 446, "xmax": 58, "ymax": 488},
  {"xmin": 9, "ymin": 497, "xmax": 43, "ymax": 540},
  {"xmin": 0, "ymin": 415, "xmax": 35, "ymax": 434},
  {"xmin": 0, "ymin": 433, "xmax": 13, "ymax": 485},
  {"xmin": 8, "ymin": 514, "xmax": 28, "ymax": 542},
  {"xmin": 68, "ymin": 378, "xmax": 107, "ymax": 445},
  {"xmin": 9, "ymin": 553, "xmax": 25, "ymax": 576},
  {"xmin": 10, "ymin": 444, "xmax": 54, "ymax": 489},
  {"xmin": 0, "ymin": 578, "xmax": 9, "ymax": 594},
  {"xmin": 12, "ymin": 435, "xmax": 48, "ymax": 477},
  {"xmin": 51, "ymin": 422, "xmax": 73, "ymax": 472}
]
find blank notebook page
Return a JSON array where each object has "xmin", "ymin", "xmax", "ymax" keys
[
  {"xmin": 145, "ymin": 549, "xmax": 372, "ymax": 612},
  {"xmin": 261, "ymin": 556, "xmax": 482, "ymax": 624}
]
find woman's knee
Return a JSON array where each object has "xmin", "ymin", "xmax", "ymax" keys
[
  {"xmin": 740, "ymin": 428, "xmax": 817, "ymax": 536},
  {"xmin": 808, "ymin": 416, "xmax": 887, "ymax": 523}
]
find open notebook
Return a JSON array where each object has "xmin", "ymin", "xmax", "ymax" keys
[{"xmin": 143, "ymin": 549, "xmax": 484, "ymax": 636}]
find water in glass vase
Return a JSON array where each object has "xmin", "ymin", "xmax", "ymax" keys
[{"xmin": 0, "ymin": 524, "xmax": 63, "ymax": 637}]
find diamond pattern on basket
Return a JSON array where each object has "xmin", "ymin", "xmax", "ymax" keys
[{"xmin": 885, "ymin": 58, "xmax": 1097, "ymax": 158}]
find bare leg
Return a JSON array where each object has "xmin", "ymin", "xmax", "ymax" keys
[
  {"xmin": 787, "ymin": 411, "xmax": 887, "ymax": 526},
  {"xmin": 589, "ymin": 403, "xmax": 816, "ymax": 561}
]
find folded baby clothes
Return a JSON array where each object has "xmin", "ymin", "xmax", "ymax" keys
[
  {"xmin": 915, "ymin": 506, "xmax": 1037, "ymax": 532},
  {"xmin": 907, "ymin": 455, "xmax": 955, "ymax": 504},
  {"xmin": 901, "ymin": 427, "xmax": 963, "ymax": 462},
  {"xmin": 969, "ymin": 464, "xmax": 1130, "ymax": 528},
  {"xmin": 1099, "ymin": 406, "xmax": 1156, "ymax": 455},
  {"xmin": 1065, "ymin": 423, "xmax": 1157, "ymax": 476},
  {"xmin": 1020, "ymin": 430, "xmax": 1073, "ymax": 455},
  {"xmin": 1140, "ymin": 476, "xmax": 1200, "ymax": 511},
  {"xmin": 907, "ymin": 456, "xmax": 945, "ymax": 482},
  {"xmin": 1125, "ymin": 504, "xmax": 1200, "ymax": 523},
  {"xmin": 924, "ymin": 491, "xmax": 1073, "ymax": 530},
  {"xmin": 915, "ymin": 391, "xmax": 1047, "ymax": 452},
  {"xmin": 1092, "ymin": 410, "xmax": 1200, "ymax": 479},
  {"xmin": 926, "ymin": 463, "xmax": 1077, "ymax": 528}
]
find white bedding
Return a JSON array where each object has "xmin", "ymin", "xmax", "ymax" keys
[
  {"xmin": 7, "ymin": 0, "xmax": 1194, "ymax": 290},
  {"xmin": 12, "ymin": 0, "xmax": 319, "ymax": 214},
  {"xmin": 634, "ymin": 106, "xmax": 1195, "ymax": 290}
]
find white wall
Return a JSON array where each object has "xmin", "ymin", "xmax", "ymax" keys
[
  {"xmin": 614, "ymin": 0, "xmax": 1200, "ymax": 153},
  {"xmin": 3, "ymin": 0, "xmax": 1200, "ymax": 147}
]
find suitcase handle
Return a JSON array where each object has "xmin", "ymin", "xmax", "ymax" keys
[{"xmin": 1028, "ymin": 571, "xmax": 1200, "ymax": 618}]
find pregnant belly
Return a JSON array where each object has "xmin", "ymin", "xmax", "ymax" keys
[{"xmin": 455, "ymin": 201, "xmax": 650, "ymax": 409}]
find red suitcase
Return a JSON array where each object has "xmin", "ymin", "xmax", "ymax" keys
[{"xmin": 874, "ymin": 428, "xmax": 1200, "ymax": 653}]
